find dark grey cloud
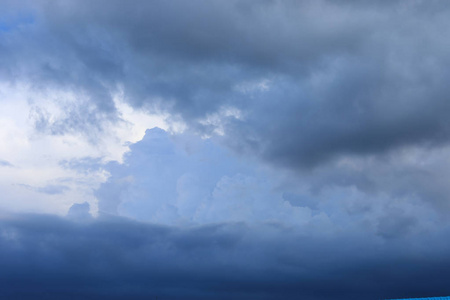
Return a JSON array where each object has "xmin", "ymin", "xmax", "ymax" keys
[
  {"xmin": 3, "ymin": 0, "xmax": 450, "ymax": 168},
  {"xmin": 1, "ymin": 213, "xmax": 450, "ymax": 300}
]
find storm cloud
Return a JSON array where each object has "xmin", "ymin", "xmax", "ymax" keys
[
  {"xmin": 3, "ymin": 0, "xmax": 450, "ymax": 167},
  {"xmin": 2, "ymin": 1, "xmax": 450, "ymax": 299},
  {"xmin": 1, "ymin": 213, "xmax": 450, "ymax": 300}
]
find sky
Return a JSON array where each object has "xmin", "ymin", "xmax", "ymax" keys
[{"xmin": 1, "ymin": 0, "xmax": 450, "ymax": 299}]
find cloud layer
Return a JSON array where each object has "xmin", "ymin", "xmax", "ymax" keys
[{"xmin": 2, "ymin": 213, "xmax": 450, "ymax": 300}]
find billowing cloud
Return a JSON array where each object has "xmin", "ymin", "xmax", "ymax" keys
[
  {"xmin": 95, "ymin": 128, "xmax": 445, "ymax": 243},
  {"xmin": 95, "ymin": 128, "xmax": 312, "ymax": 225}
]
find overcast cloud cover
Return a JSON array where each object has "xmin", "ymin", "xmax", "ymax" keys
[{"xmin": 2, "ymin": 0, "xmax": 450, "ymax": 299}]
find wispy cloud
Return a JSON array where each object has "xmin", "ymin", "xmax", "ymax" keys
[
  {"xmin": 17, "ymin": 183, "xmax": 70, "ymax": 195},
  {"xmin": 0, "ymin": 160, "xmax": 13, "ymax": 167}
]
